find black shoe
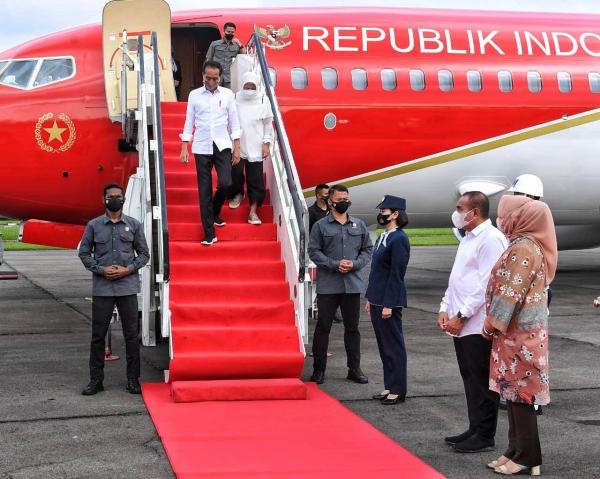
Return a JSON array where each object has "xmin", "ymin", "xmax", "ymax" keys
[
  {"xmin": 535, "ymin": 405, "xmax": 543, "ymax": 416},
  {"xmin": 453, "ymin": 434, "xmax": 494, "ymax": 453},
  {"xmin": 310, "ymin": 370, "xmax": 325, "ymax": 384},
  {"xmin": 81, "ymin": 380, "xmax": 104, "ymax": 396},
  {"xmin": 444, "ymin": 429, "xmax": 475, "ymax": 446},
  {"xmin": 126, "ymin": 378, "xmax": 141, "ymax": 394},
  {"xmin": 214, "ymin": 217, "xmax": 226, "ymax": 227},
  {"xmin": 381, "ymin": 394, "xmax": 405, "ymax": 405},
  {"xmin": 372, "ymin": 391, "xmax": 389, "ymax": 400},
  {"xmin": 346, "ymin": 368, "xmax": 368, "ymax": 384}
]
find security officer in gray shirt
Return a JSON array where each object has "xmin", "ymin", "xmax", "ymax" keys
[
  {"xmin": 308, "ymin": 184, "xmax": 373, "ymax": 385},
  {"xmin": 78, "ymin": 183, "xmax": 149, "ymax": 396},
  {"xmin": 205, "ymin": 22, "xmax": 246, "ymax": 88}
]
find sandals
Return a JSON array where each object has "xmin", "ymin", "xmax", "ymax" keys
[
  {"xmin": 494, "ymin": 460, "xmax": 541, "ymax": 476},
  {"xmin": 487, "ymin": 455, "xmax": 510, "ymax": 469}
]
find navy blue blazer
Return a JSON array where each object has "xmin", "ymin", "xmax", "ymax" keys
[{"xmin": 365, "ymin": 228, "xmax": 410, "ymax": 308}]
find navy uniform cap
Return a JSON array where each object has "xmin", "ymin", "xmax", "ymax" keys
[{"xmin": 376, "ymin": 195, "xmax": 406, "ymax": 210}]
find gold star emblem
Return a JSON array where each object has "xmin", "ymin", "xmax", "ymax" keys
[{"xmin": 44, "ymin": 121, "xmax": 67, "ymax": 143}]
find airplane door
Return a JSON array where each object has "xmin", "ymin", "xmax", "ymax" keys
[{"xmin": 102, "ymin": 0, "xmax": 175, "ymax": 121}]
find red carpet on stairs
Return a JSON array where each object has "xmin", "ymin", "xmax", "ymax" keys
[
  {"xmin": 160, "ymin": 101, "xmax": 304, "ymax": 395},
  {"xmin": 143, "ymin": 382, "xmax": 446, "ymax": 479}
]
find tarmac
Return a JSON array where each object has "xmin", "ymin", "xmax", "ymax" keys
[{"xmin": 0, "ymin": 246, "xmax": 599, "ymax": 478}]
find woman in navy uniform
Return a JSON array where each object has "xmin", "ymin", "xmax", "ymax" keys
[{"xmin": 365, "ymin": 195, "xmax": 410, "ymax": 405}]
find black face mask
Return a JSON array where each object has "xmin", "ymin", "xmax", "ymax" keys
[
  {"xmin": 224, "ymin": 33, "xmax": 234, "ymax": 41},
  {"xmin": 332, "ymin": 200, "xmax": 351, "ymax": 214},
  {"xmin": 377, "ymin": 213, "xmax": 393, "ymax": 226},
  {"xmin": 105, "ymin": 197, "xmax": 124, "ymax": 212}
]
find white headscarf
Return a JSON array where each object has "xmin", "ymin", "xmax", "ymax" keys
[{"xmin": 238, "ymin": 71, "xmax": 262, "ymax": 102}]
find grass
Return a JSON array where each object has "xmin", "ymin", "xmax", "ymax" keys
[
  {"xmin": 0, "ymin": 220, "xmax": 56, "ymax": 251},
  {"xmin": 0, "ymin": 219, "xmax": 459, "ymax": 250}
]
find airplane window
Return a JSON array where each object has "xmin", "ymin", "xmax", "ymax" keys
[
  {"xmin": 588, "ymin": 72, "xmax": 600, "ymax": 93},
  {"xmin": 291, "ymin": 68, "xmax": 307, "ymax": 89},
  {"xmin": 268, "ymin": 67, "xmax": 277, "ymax": 87},
  {"xmin": 438, "ymin": 69, "xmax": 453, "ymax": 92},
  {"xmin": 0, "ymin": 61, "xmax": 8, "ymax": 75},
  {"xmin": 557, "ymin": 71, "xmax": 572, "ymax": 93},
  {"xmin": 527, "ymin": 71, "xmax": 542, "ymax": 93},
  {"xmin": 351, "ymin": 68, "xmax": 367, "ymax": 90},
  {"xmin": 0, "ymin": 59, "xmax": 37, "ymax": 88},
  {"xmin": 498, "ymin": 70, "xmax": 513, "ymax": 92},
  {"xmin": 467, "ymin": 70, "xmax": 482, "ymax": 92},
  {"xmin": 381, "ymin": 69, "xmax": 396, "ymax": 91},
  {"xmin": 33, "ymin": 58, "xmax": 74, "ymax": 87},
  {"xmin": 321, "ymin": 68, "xmax": 338, "ymax": 90},
  {"xmin": 409, "ymin": 69, "xmax": 425, "ymax": 91}
]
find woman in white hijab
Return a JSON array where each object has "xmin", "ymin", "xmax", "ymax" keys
[{"xmin": 227, "ymin": 71, "xmax": 274, "ymax": 225}]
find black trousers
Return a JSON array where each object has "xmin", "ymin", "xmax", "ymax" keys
[
  {"xmin": 228, "ymin": 159, "xmax": 266, "ymax": 207},
  {"xmin": 370, "ymin": 306, "xmax": 407, "ymax": 396},
  {"xmin": 505, "ymin": 401, "xmax": 542, "ymax": 467},
  {"xmin": 453, "ymin": 334, "xmax": 499, "ymax": 440},
  {"xmin": 312, "ymin": 293, "xmax": 361, "ymax": 372},
  {"xmin": 89, "ymin": 295, "xmax": 140, "ymax": 382},
  {"xmin": 194, "ymin": 144, "xmax": 232, "ymax": 239}
]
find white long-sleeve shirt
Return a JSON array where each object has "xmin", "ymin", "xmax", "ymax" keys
[
  {"xmin": 236, "ymin": 93, "xmax": 274, "ymax": 162},
  {"xmin": 440, "ymin": 219, "xmax": 508, "ymax": 337},
  {"xmin": 180, "ymin": 86, "xmax": 241, "ymax": 154}
]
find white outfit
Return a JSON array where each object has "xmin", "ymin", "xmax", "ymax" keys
[
  {"xmin": 180, "ymin": 86, "xmax": 241, "ymax": 154},
  {"xmin": 440, "ymin": 219, "xmax": 508, "ymax": 337},
  {"xmin": 236, "ymin": 72, "xmax": 274, "ymax": 161}
]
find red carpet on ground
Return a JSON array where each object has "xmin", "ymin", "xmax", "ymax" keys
[{"xmin": 143, "ymin": 382, "xmax": 446, "ymax": 479}]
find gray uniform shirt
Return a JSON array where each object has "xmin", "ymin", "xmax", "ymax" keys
[
  {"xmin": 206, "ymin": 38, "xmax": 242, "ymax": 85},
  {"xmin": 78, "ymin": 214, "xmax": 149, "ymax": 297},
  {"xmin": 308, "ymin": 214, "xmax": 373, "ymax": 294}
]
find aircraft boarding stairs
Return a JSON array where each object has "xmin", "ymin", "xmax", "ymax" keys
[{"xmin": 108, "ymin": 21, "xmax": 311, "ymax": 401}]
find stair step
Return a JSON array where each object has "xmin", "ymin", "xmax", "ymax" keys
[
  {"xmin": 168, "ymin": 352, "xmax": 305, "ymax": 381},
  {"xmin": 171, "ymin": 326, "xmax": 300, "ymax": 352},
  {"xmin": 169, "ymin": 301, "xmax": 294, "ymax": 326},
  {"xmin": 170, "ymin": 378, "xmax": 307, "ymax": 402},
  {"xmin": 168, "ymin": 204, "xmax": 274, "ymax": 223},
  {"xmin": 161, "ymin": 101, "xmax": 187, "ymax": 114},
  {"xmin": 170, "ymin": 222, "xmax": 277, "ymax": 241},
  {"xmin": 170, "ymin": 280, "xmax": 289, "ymax": 303},
  {"xmin": 169, "ymin": 240, "xmax": 282, "ymax": 260},
  {"xmin": 166, "ymin": 187, "xmax": 270, "ymax": 205},
  {"xmin": 170, "ymin": 260, "xmax": 284, "ymax": 281}
]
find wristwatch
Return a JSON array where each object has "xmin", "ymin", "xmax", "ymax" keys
[{"xmin": 456, "ymin": 311, "xmax": 469, "ymax": 320}]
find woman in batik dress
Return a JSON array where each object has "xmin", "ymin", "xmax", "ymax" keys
[{"xmin": 482, "ymin": 194, "xmax": 557, "ymax": 476}]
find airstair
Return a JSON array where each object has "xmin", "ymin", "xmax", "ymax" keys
[{"xmin": 102, "ymin": 0, "xmax": 310, "ymax": 400}]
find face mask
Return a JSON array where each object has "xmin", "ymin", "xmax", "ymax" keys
[
  {"xmin": 451, "ymin": 209, "xmax": 473, "ymax": 229},
  {"xmin": 241, "ymin": 89, "xmax": 258, "ymax": 99},
  {"xmin": 105, "ymin": 197, "xmax": 124, "ymax": 212},
  {"xmin": 224, "ymin": 33, "xmax": 234, "ymax": 41},
  {"xmin": 377, "ymin": 213, "xmax": 393, "ymax": 226},
  {"xmin": 332, "ymin": 200, "xmax": 351, "ymax": 214}
]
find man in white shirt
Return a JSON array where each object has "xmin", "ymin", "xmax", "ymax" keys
[
  {"xmin": 438, "ymin": 191, "xmax": 508, "ymax": 453},
  {"xmin": 180, "ymin": 60, "xmax": 241, "ymax": 245}
]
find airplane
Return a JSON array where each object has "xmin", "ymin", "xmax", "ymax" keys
[{"xmin": 1, "ymin": 3, "xmax": 600, "ymax": 249}]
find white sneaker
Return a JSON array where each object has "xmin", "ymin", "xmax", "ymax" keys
[
  {"xmin": 229, "ymin": 194, "xmax": 243, "ymax": 209},
  {"xmin": 201, "ymin": 236, "xmax": 218, "ymax": 246},
  {"xmin": 248, "ymin": 212, "xmax": 262, "ymax": 225}
]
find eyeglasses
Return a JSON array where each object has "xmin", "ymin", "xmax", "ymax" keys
[{"xmin": 105, "ymin": 196, "xmax": 123, "ymax": 200}]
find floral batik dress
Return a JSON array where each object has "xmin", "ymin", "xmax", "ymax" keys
[{"xmin": 486, "ymin": 236, "xmax": 550, "ymax": 405}]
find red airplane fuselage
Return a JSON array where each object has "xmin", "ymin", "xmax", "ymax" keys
[{"xmin": 1, "ymin": 7, "xmax": 600, "ymax": 248}]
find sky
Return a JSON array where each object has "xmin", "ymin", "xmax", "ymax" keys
[{"xmin": 2, "ymin": 0, "xmax": 600, "ymax": 52}]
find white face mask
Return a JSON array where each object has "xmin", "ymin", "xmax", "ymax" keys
[
  {"xmin": 240, "ymin": 89, "xmax": 258, "ymax": 99},
  {"xmin": 451, "ymin": 209, "xmax": 473, "ymax": 229}
]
